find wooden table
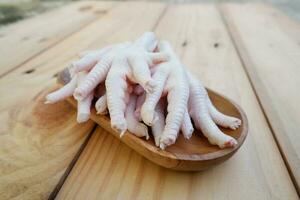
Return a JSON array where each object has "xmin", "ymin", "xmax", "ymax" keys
[{"xmin": 0, "ymin": 1, "xmax": 299, "ymax": 199}]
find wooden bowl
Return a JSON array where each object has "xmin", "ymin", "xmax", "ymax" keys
[{"xmin": 57, "ymin": 69, "xmax": 248, "ymax": 171}]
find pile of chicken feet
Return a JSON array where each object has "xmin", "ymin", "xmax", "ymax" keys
[{"xmin": 46, "ymin": 32, "xmax": 241, "ymax": 150}]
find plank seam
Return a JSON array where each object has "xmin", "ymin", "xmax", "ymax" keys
[
  {"xmin": 48, "ymin": 124, "xmax": 98, "ymax": 200},
  {"xmin": 0, "ymin": 2, "xmax": 118, "ymax": 78},
  {"xmin": 151, "ymin": 3, "xmax": 168, "ymax": 31},
  {"xmin": 217, "ymin": 4, "xmax": 300, "ymax": 197}
]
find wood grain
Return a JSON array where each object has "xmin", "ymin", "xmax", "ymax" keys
[
  {"xmin": 220, "ymin": 3, "xmax": 300, "ymax": 193},
  {"xmin": 0, "ymin": 1, "xmax": 115, "ymax": 77},
  {"xmin": 56, "ymin": 4, "xmax": 298, "ymax": 199},
  {"xmin": 58, "ymin": 69, "xmax": 248, "ymax": 171},
  {"xmin": 0, "ymin": 86, "xmax": 95, "ymax": 200},
  {"xmin": 0, "ymin": 2, "xmax": 166, "ymax": 199}
]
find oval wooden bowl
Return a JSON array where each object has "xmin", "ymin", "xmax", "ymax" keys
[{"xmin": 57, "ymin": 69, "xmax": 248, "ymax": 171}]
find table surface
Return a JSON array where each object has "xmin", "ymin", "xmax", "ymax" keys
[{"xmin": 0, "ymin": 1, "xmax": 299, "ymax": 199}]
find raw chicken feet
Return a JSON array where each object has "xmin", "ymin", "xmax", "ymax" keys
[{"xmin": 46, "ymin": 32, "xmax": 241, "ymax": 150}]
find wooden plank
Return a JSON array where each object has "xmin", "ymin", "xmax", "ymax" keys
[
  {"xmin": 56, "ymin": 4, "xmax": 298, "ymax": 200},
  {"xmin": 0, "ymin": 1, "xmax": 115, "ymax": 77},
  {"xmin": 0, "ymin": 2, "xmax": 166, "ymax": 199},
  {"xmin": 220, "ymin": 3, "xmax": 300, "ymax": 194}
]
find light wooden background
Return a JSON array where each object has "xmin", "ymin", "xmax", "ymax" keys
[{"xmin": 0, "ymin": 1, "xmax": 299, "ymax": 199}]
